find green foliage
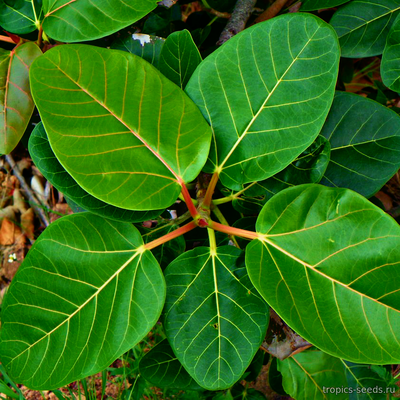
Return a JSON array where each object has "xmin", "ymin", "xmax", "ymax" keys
[
  {"xmin": 330, "ymin": 0, "xmax": 400, "ymax": 57},
  {"xmin": 186, "ymin": 13, "xmax": 339, "ymax": 190},
  {"xmin": 1, "ymin": 2, "xmax": 400, "ymax": 399},
  {"xmin": 0, "ymin": 41, "xmax": 41, "ymax": 154},
  {"xmin": 319, "ymin": 91, "xmax": 400, "ymax": 197}
]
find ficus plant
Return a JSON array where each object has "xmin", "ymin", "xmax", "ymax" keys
[{"xmin": 2, "ymin": 0, "xmax": 400, "ymax": 398}]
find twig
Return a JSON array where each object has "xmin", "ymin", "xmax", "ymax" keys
[
  {"xmin": 217, "ymin": 0, "xmax": 257, "ymax": 45},
  {"xmin": 5, "ymin": 154, "xmax": 50, "ymax": 227},
  {"xmin": 254, "ymin": 0, "xmax": 290, "ymax": 23}
]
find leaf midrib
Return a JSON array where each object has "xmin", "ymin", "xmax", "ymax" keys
[
  {"xmin": 336, "ymin": 4, "xmax": 400, "ymax": 39},
  {"xmin": 259, "ymin": 236, "xmax": 400, "ymax": 313},
  {"xmin": 8, "ymin": 249, "xmax": 143, "ymax": 364},
  {"xmin": 44, "ymin": 52, "xmax": 182, "ymax": 184},
  {"xmin": 216, "ymin": 24, "xmax": 321, "ymax": 172}
]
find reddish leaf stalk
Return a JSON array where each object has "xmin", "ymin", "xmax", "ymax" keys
[
  {"xmin": 202, "ymin": 171, "xmax": 219, "ymax": 209},
  {"xmin": 144, "ymin": 221, "xmax": 197, "ymax": 251},
  {"xmin": 181, "ymin": 183, "xmax": 200, "ymax": 220},
  {"xmin": 0, "ymin": 35, "xmax": 16, "ymax": 44},
  {"xmin": 210, "ymin": 221, "xmax": 259, "ymax": 240},
  {"xmin": 37, "ymin": 25, "xmax": 44, "ymax": 47}
]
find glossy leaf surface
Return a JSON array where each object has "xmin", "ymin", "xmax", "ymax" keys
[
  {"xmin": 185, "ymin": 13, "xmax": 339, "ymax": 190},
  {"xmin": 343, "ymin": 361, "xmax": 396, "ymax": 398},
  {"xmin": 0, "ymin": 42, "xmax": 42, "ymax": 154},
  {"xmin": 139, "ymin": 339, "xmax": 203, "ymax": 390},
  {"xmin": 163, "ymin": 246, "xmax": 269, "ymax": 390},
  {"xmin": 330, "ymin": 0, "xmax": 400, "ymax": 57},
  {"xmin": 159, "ymin": 30, "xmax": 202, "ymax": 89},
  {"xmin": 278, "ymin": 348, "xmax": 348, "ymax": 400},
  {"xmin": 381, "ymin": 13, "xmax": 400, "ymax": 92},
  {"xmin": 111, "ymin": 34, "xmax": 165, "ymax": 68},
  {"xmin": 30, "ymin": 44, "xmax": 211, "ymax": 210},
  {"xmin": 0, "ymin": 213, "xmax": 166, "ymax": 389},
  {"xmin": 300, "ymin": 0, "xmax": 350, "ymax": 11},
  {"xmin": 28, "ymin": 122, "xmax": 163, "ymax": 222},
  {"xmin": 246, "ymin": 184, "xmax": 400, "ymax": 364},
  {"xmin": 41, "ymin": 0, "xmax": 158, "ymax": 42},
  {"xmin": 319, "ymin": 91, "xmax": 400, "ymax": 197},
  {"xmin": 0, "ymin": 0, "xmax": 42, "ymax": 34}
]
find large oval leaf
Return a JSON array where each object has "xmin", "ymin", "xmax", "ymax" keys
[
  {"xmin": 28, "ymin": 122, "xmax": 163, "ymax": 222},
  {"xmin": 139, "ymin": 339, "xmax": 203, "ymax": 390},
  {"xmin": 0, "ymin": 213, "xmax": 165, "ymax": 389},
  {"xmin": 330, "ymin": 0, "xmax": 400, "ymax": 58},
  {"xmin": 319, "ymin": 91, "xmax": 400, "ymax": 197},
  {"xmin": 278, "ymin": 348, "xmax": 348, "ymax": 400},
  {"xmin": 246, "ymin": 184, "xmax": 400, "ymax": 364},
  {"xmin": 163, "ymin": 246, "xmax": 269, "ymax": 390},
  {"xmin": 0, "ymin": 42, "xmax": 42, "ymax": 154},
  {"xmin": 0, "ymin": 0, "xmax": 42, "ymax": 34},
  {"xmin": 381, "ymin": 13, "xmax": 400, "ymax": 92},
  {"xmin": 30, "ymin": 44, "xmax": 211, "ymax": 211},
  {"xmin": 185, "ymin": 13, "xmax": 339, "ymax": 191},
  {"xmin": 41, "ymin": 0, "xmax": 158, "ymax": 42},
  {"xmin": 159, "ymin": 29, "xmax": 202, "ymax": 89}
]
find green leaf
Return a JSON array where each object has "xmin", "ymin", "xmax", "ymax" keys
[
  {"xmin": 381, "ymin": 13, "xmax": 400, "ymax": 92},
  {"xmin": 30, "ymin": 44, "xmax": 212, "ymax": 211},
  {"xmin": 139, "ymin": 339, "xmax": 203, "ymax": 390},
  {"xmin": 319, "ymin": 91, "xmax": 400, "ymax": 197},
  {"xmin": 242, "ymin": 349, "xmax": 265, "ymax": 382},
  {"xmin": 242, "ymin": 135, "xmax": 331, "ymax": 204},
  {"xmin": 41, "ymin": 0, "xmax": 158, "ymax": 42},
  {"xmin": 0, "ymin": 0, "xmax": 42, "ymax": 34},
  {"xmin": 163, "ymin": 246, "xmax": 269, "ymax": 390},
  {"xmin": 300, "ymin": 0, "xmax": 350, "ymax": 11},
  {"xmin": 268, "ymin": 357, "xmax": 287, "ymax": 396},
  {"xmin": 330, "ymin": 0, "xmax": 400, "ymax": 58},
  {"xmin": 111, "ymin": 34, "xmax": 165, "ymax": 68},
  {"xmin": 278, "ymin": 348, "xmax": 348, "ymax": 400},
  {"xmin": 0, "ymin": 213, "xmax": 166, "ymax": 389},
  {"xmin": 159, "ymin": 29, "xmax": 202, "ymax": 89},
  {"xmin": 0, "ymin": 41, "xmax": 42, "ymax": 155},
  {"xmin": 342, "ymin": 361, "xmax": 396, "ymax": 399},
  {"xmin": 139, "ymin": 223, "xmax": 185, "ymax": 269},
  {"xmin": 28, "ymin": 122, "xmax": 163, "ymax": 223},
  {"xmin": 185, "ymin": 13, "xmax": 339, "ymax": 191},
  {"xmin": 246, "ymin": 184, "xmax": 400, "ymax": 364}
]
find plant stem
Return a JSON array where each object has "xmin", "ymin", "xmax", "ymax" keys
[
  {"xmin": 217, "ymin": 0, "xmax": 257, "ymax": 45},
  {"xmin": 213, "ymin": 181, "xmax": 259, "ymax": 205},
  {"xmin": 202, "ymin": 171, "xmax": 219, "ymax": 209},
  {"xmin": 210, "ymin": 221, "xmax": 259, "ymax": 240},
  {"xmin": 212, "ymin": 206, "xmax": 240, "ymax": 248},
  {"xmin": 144, "ymin": 221, "xmax": 197, "ymax": 250},
  {"xmin": 254, "ymin": 0, "xmax": 289, "ymax": 23},
  {"xmin": 180, "ymin": 183, "xmax": 200, "ymax": 220},
  {"xmin": 207, "ymin": 227, "xmax": 217, "ymax": 254},
  {"xmin": 0, "ymin": 35, "xmax": 15, "ymax": 44},
  {"xmin": 37, "ymin": 25, "xmax": 43, "ymax": 47}
]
